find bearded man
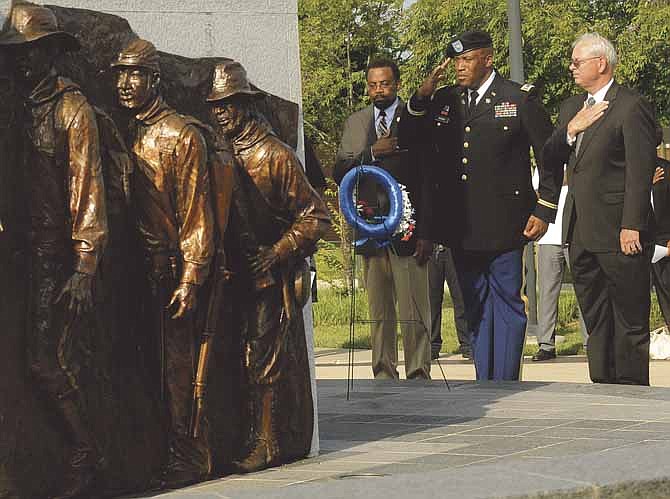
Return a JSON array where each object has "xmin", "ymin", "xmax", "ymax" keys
[{"xmin": 206, "ymin": 61, "xmax": 329, "ymax": 473}]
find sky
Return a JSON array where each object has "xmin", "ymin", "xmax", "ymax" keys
[{"xmin": 403, "ymin": 0, "xmax": 417, "ymax": 8}]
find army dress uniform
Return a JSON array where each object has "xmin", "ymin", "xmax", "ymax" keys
[{"xmin": 400, "ymin": 34, "xmax": 562, "ymax": 381}]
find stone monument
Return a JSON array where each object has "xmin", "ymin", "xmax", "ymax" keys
[{"xmin": 0, "ymin": 2, "xmax": 319, "ymax": 498}]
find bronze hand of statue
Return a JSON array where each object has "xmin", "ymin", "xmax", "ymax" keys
[
  {"xmin": 54, "ymin": 271, "xmax": 94, "ymax": 318},
  {"xmin": 250, "ymin": 246, "xmax": 280, "ymax": 278},
  {"xmin": 167, "ymin": 282, "xmax": 198, "ymax": 319}
]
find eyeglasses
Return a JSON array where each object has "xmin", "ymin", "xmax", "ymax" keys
[
  {"xmin": 569, "ymin": 56, "xmax": 602, "ymax": 69},
  {"xmin": 367, "ymin": 81, "xmax": 395, "ymax": 90}
]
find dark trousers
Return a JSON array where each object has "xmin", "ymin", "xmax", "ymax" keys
[
  {"xmin": 428, "ymin": 246, "xmax": 470, "ymax": 352},
  {"xmin": 569, "ymin": 243, "xmax": 651, "ymax": 385},
  {"xmin": 652, "ymin": 258, "xmax": 670, "ymax": 324},
  {"xmin": 454, "ymin": 248, "xmax": 526, "ymax": 381}
]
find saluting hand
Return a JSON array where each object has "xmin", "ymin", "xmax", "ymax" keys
[
  {"xmin": 417, "ymin": 57, "xmax": 451, "ymax": 98},
  {"xmin": 567, "ymin": 101, "xmax": 609, "ymax": 140},
  {"xmin": 523, "ymin": 215, "xmax": 549, "ymax": 241}
]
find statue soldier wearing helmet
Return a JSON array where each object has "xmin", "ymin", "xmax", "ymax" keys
[
  {"xmin": 206, "ymin": 61, "xmax": 330, "ymax": 472},
  {"xmin": 111, "ymin": 38, "xmax": 214, "ymax": 488},
  {"xmin": 0, "ymin": 2, "xmax": 108, "ymax": 498}
]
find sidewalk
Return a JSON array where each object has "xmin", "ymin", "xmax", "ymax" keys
[
  {"xmin": 132, "ymin": 352, "xmax": 670, "ymax": 499},
  {"xmin": 315, "ymin": 348, "xmax": 670, "ymax": 387},
  {"xmin": 140, "ymin": 378, "xmax": 670, "ymax": 499}
]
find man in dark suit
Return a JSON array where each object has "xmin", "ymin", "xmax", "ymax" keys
[
  {"xmin": 651, "ymin": 129, "xmax": 670, "ymax": 325},
  {"xmin": 400, "ymin": 31, "xmax": 562, "ymax": 381},
  {"xmin": 543, "ymin": 32, "xmax": 657, "ymax": 385},
  {"xmin": 334, "ymin": 59, "xmax": 433, "ymax": 380}
]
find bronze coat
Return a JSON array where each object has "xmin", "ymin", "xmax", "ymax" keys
[
  {"xmin": 230, "ymin": 119, "xmax": 330, "ymax": 266},
  {"xmin": 130, "ymin": 96, "xmax": 214, "ymax": 284},
  {"xmin": 24, "ymin": 72, "xmax": 108, "ymax": 273}
]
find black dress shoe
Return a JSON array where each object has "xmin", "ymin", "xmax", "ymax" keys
[
  {"xmin": 532, "ymin": 349, "xmax": 556, "ymax": 361},
  {"xmin": 458, "ymin": 345, "xmax": 472, "ymax": 360}
]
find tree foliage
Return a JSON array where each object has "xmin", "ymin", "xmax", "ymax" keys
[
  {"xmin": 298, "ymin": 0, "xmax": 404, "ymax": 166},
  {"xmin": 298, "ymin": 0, "xmax": 670, "ymax": 163},
  {"xmin": 401, "ymin": 0, "xmax": 670, "ymax": 124}
]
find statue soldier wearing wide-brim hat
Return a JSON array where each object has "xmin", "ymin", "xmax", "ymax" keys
[
  {"xmin": 110, "ymin": 37, "xmax": 215, "ymax": 489},
  {"xmin": 0, "ymin": 2, "xmax": 108, "ymax": 498},
  {"xmin": 206, "ymin": 61, "xmax": 330, "ymax": 473}
]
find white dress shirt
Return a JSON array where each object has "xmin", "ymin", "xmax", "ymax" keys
[
  {"xmin": 533, "ymin": 166, "xmax": 568, "ymax": 245},
  {"xmin": 374, "ymin": 97, "xmax": 400, "ymax": 136},
  {"xmin": 567, "ymin": 78, "xmax": 614, "ymax": 145},
  {"xmin": 468, "ymin": 70, "xmax": 496, "ymax": 105}
]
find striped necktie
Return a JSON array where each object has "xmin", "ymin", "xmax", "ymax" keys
[
  {"xmin": 575, "ymin": 96, "xmax": 596, "ymax": 155},
  {"xmin": 377, "ymin": 109, "xmax": 389, "ymax": 138}
]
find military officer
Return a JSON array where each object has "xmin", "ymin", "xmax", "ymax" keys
[{"xmin": 400, "ymin": 30, "xmax": 562, "ymax": 381}]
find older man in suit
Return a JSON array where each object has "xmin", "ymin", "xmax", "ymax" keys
[
  {"xmin": 543, "ymin": 32, "xmax": 657, "ymax": 385},
  {"xmin": 334, "ymin": 59, "xmax": 433, "ymax": 380}
]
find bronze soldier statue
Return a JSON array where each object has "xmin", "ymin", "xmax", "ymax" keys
[
  {"xmin": 111, "ymin": 39, "xmax": 214, "ymax": 488},
  {"xmin": 206, "ymin": 61, "xmax": 330, "ymax": 473},
  {"xmin": 0, "ymin": 3, "xmax": 108, "ymax": 498}
]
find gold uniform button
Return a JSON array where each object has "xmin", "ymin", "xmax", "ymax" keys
[
  {"xmin": 503, "ymin": 125, "xmax": 509, "ymax": 131},
  {"xmin": 465, "ymin": 126, "xmax": 471, "ymax": 132},
  {"xmin": 464, "ymin": 142, "xmax": 469, "ymax": 148},
  {"xmin": 514, "ymin": 190, "xmax": 520, "ymax": 195},
  {"xmin": 462, "ymin": 158, "xmax": 468, "ymax": 164},
  {"xmin": 461, "ymin": 174, "xmax": 468, "ymax": 181},
  {"xmin": 436, "ymin": 122, "xmax": 441, "ymax": 127}
]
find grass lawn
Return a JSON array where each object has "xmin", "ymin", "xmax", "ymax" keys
[{"xmin": 313, "ymin": 286, "xmax": 667, "ymax": 357}]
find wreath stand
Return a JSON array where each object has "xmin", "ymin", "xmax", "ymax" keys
[{"xmin": 340, "ymin": 165, "xmax": 450, "ymax": 400}]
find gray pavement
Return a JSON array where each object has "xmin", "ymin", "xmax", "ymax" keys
[
  {"xmin": 315, "ymin": 348, "xmax": 670, "ymax": 386},
  {"xmin": 137, "ymin": 361, "xmax": 670, "ymax": 499}
]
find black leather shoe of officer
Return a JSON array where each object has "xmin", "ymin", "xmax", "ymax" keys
[
  {"xmin": 458, "ymin": 345, "xmax": 473, "ymax": 360},
  {"xmin": 431, "ymin": 345, "xmax": 441, "ymax": 360},
  {"xmin": 532, "ymin": 349, "xmax": 556, "ymax": 362}
]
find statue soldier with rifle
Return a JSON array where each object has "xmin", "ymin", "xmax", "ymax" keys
[
  {"xmin": 111, "ymin": 38, "xmax": 215, "ymax": 489},
  {"xmin": 0, "ymin": 4, "xmax": 108, "ymax": 498},
  {"xmin": 206, "ymin": 61, "xmax": 330, "ymax": 473}
]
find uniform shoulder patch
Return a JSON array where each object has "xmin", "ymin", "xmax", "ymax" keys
[{"xmin": 520, "ymin": 83, "xmax": 535, "ymax": 92}]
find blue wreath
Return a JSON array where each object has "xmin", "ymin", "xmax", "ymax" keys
[{"xmin": 340, "ymin": 165, "xmax": 403, "ymax": 246}]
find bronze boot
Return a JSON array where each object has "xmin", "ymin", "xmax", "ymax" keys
[
  {"xmin": 51, "ymin": 399, "xmax": 101, "ymax": 499},
  {"xmin": 232, "ymin": 387, "xmax": 279, "ymax": 473},
  {"xmin": 153, "ymin": 437, "xmax": 211, "ymax": 490}
]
